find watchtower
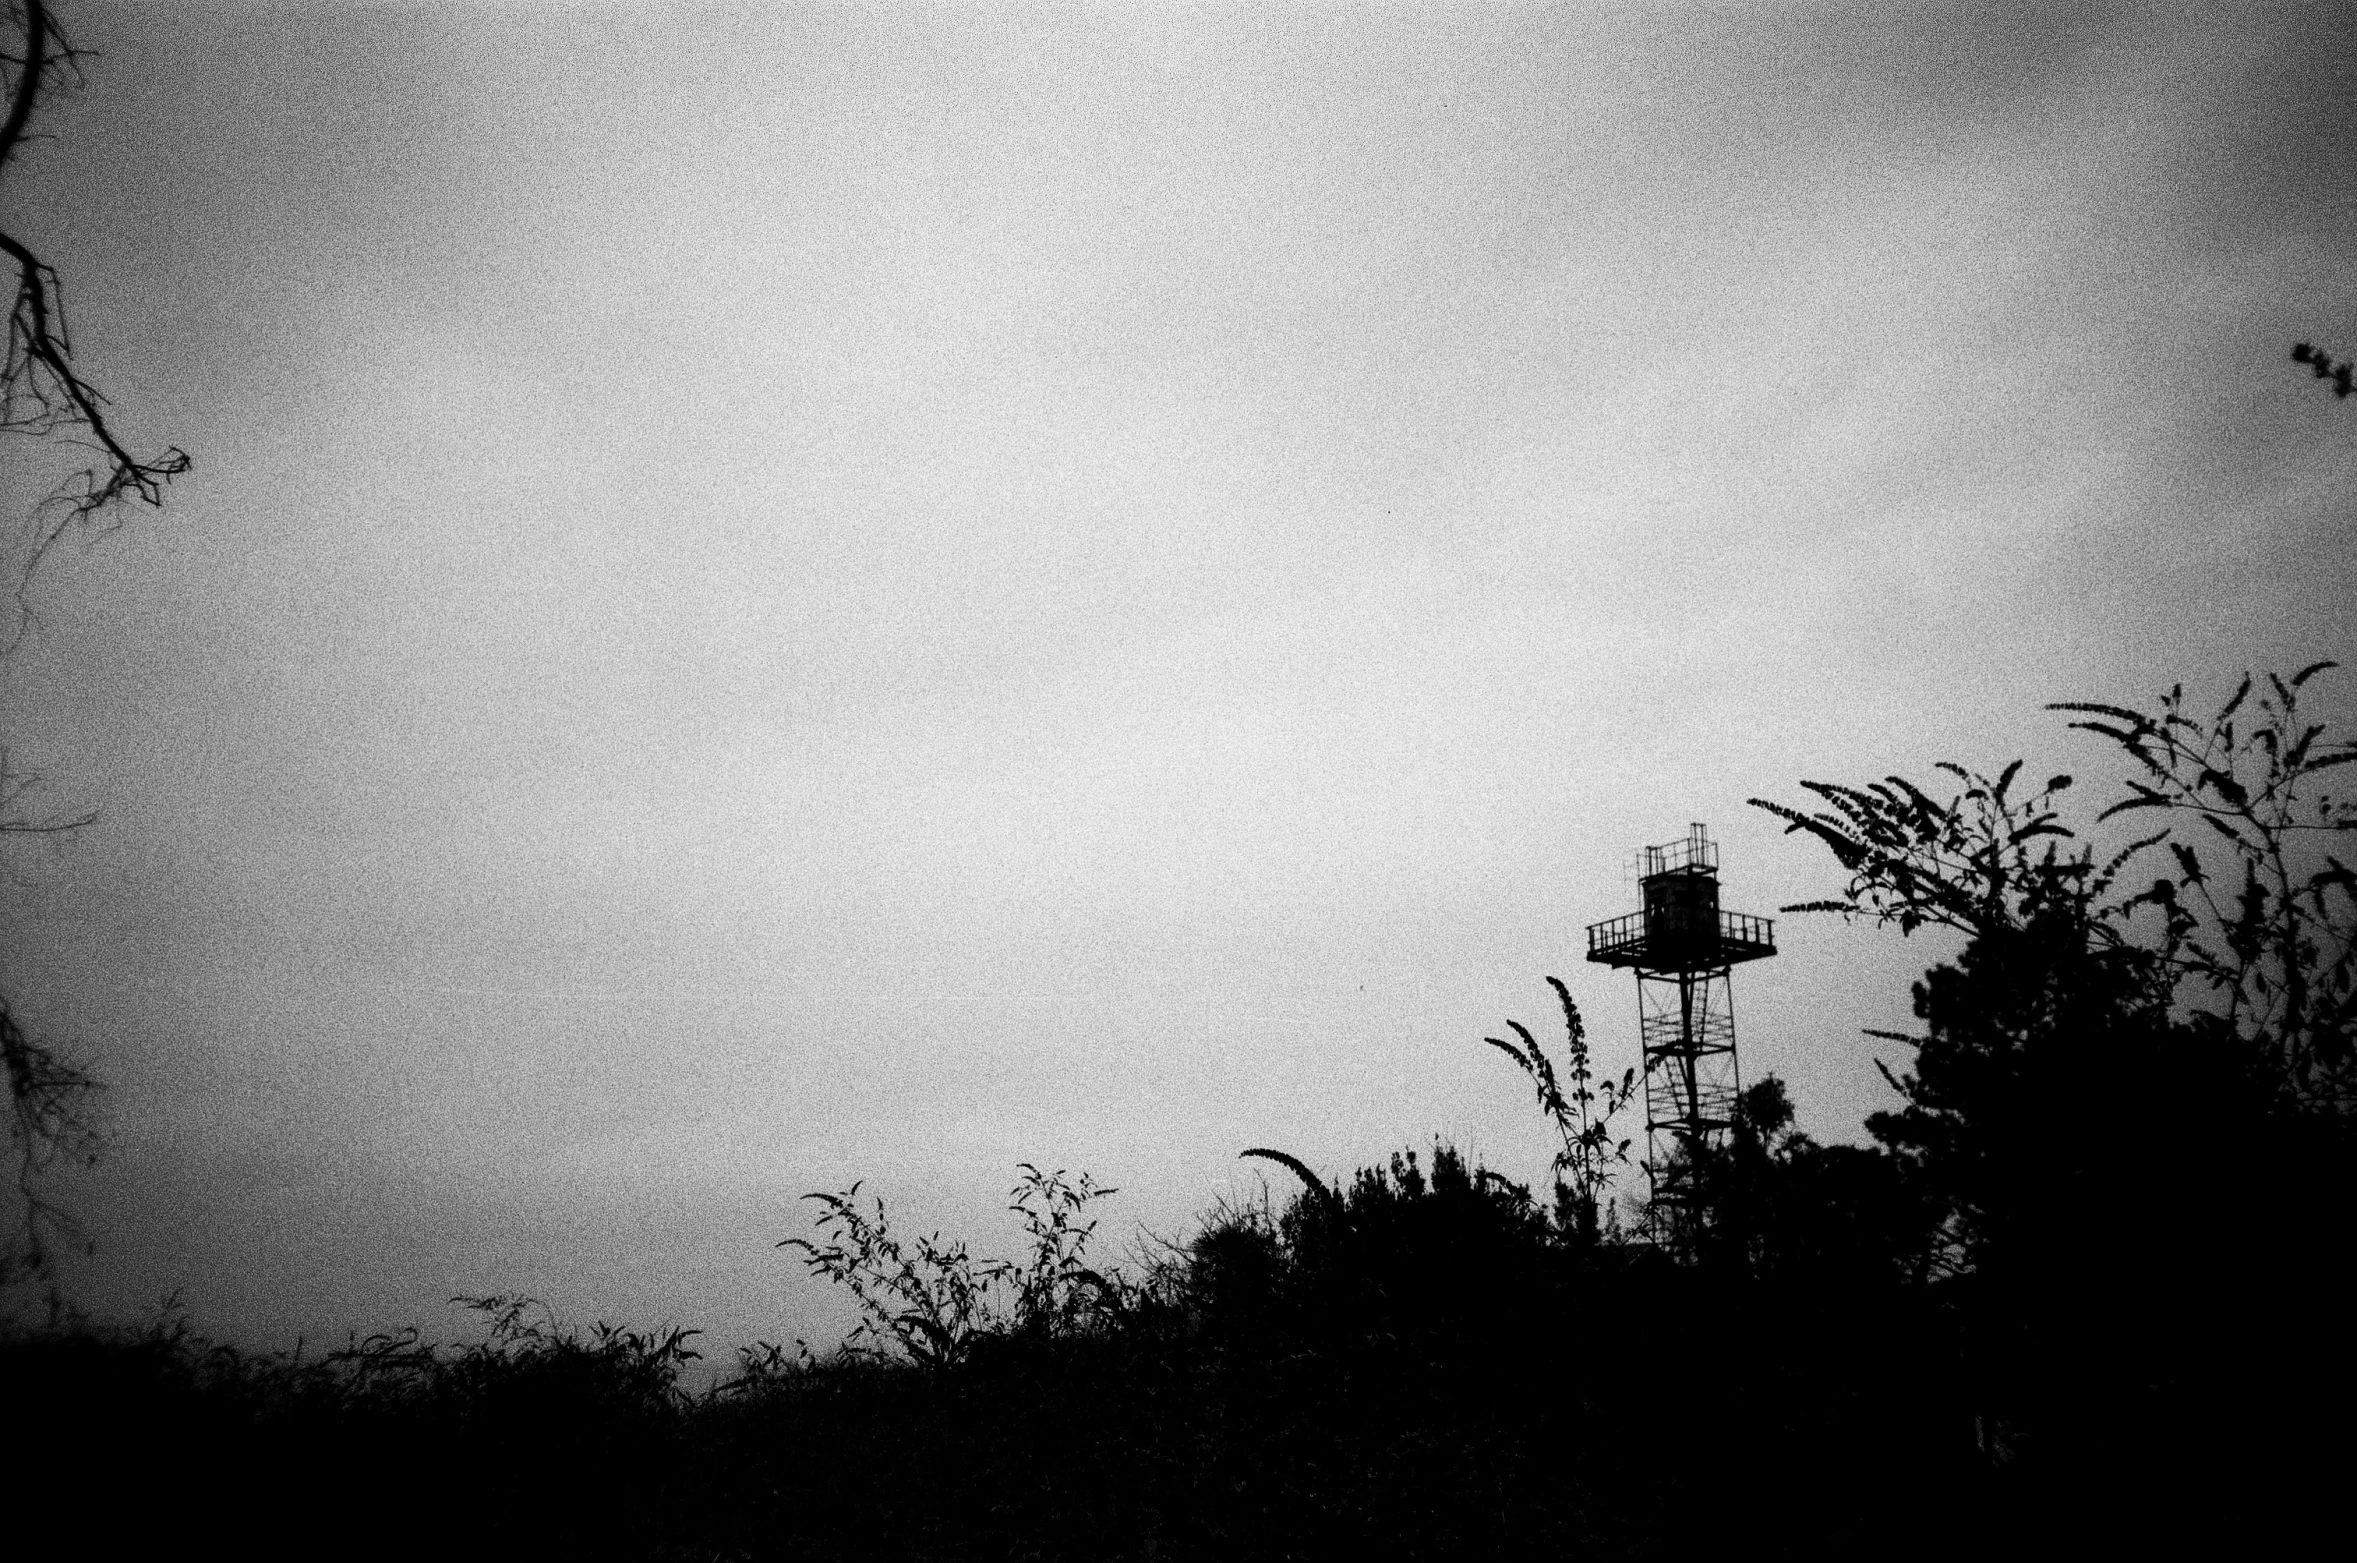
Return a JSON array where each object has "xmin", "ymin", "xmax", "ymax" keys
[{"xmin": 1584, "ymin": 823, "xmax": 1774, "ymax": 1243}]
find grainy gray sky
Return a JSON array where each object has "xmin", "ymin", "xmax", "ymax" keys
[{"xmin": 3, "ymin": 0, "xmax": 2353, "ymax": 1354}]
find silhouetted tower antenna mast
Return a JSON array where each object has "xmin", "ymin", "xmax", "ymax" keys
[{"xmin": 1584, "ymin": 823, "xmax": 1775, "ymax": 1245}]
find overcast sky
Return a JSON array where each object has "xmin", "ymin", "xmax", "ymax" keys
[{"xmin": 3, "ymin": 0, "xmax": 2353, "ymax": 1355}]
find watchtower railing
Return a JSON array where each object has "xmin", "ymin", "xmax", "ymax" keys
[
  {"xmin": 1639, "ymin": 824, "xmax": 1717, "ymax": 879},
  {"xmin": 1585, "ymin": 908, "xmax": 1776, "ymax": 964}
]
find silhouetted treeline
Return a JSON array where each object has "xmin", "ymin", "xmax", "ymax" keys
[
  {"xmin": 9, "ymin": 1092, "xmax": 2345, "ymax": 1558},
  {"xmin": 10, "ymin": 1148, "xmax": 1982, "ymax": 1562},
  {"xmin": 14, "ymin": 669, "xmax": 2354, "ymax": 1556}
]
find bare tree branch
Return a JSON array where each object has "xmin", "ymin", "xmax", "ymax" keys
[
  {"xmin": 0, "ymin": 0, "xmax": 188, "ymax": 1284},
  {"xmin": 2, "ymin": 0, "xmax": 190, "ymax": 569}
]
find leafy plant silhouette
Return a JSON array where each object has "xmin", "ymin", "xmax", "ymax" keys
[
  {"xmin": 780, "ymin": 1163, "xmax": 1124, "ymax": 1367},
  {"xmin": 2052, "ymin": 664, "xmax": 2357, "ymax": 1110},
  {"xmin": 1482, "ymin": 976, "xmax": 1635, "ymax": 1243},
  {"xmin": 1753, "ymin": 666, "xmax": 2357, "ymax": 1113},
  {"xmin": 1749, "ymin": 759, "xmax": 2113, "ymax": 940},
  {"xmin": 1236, "ymin": 1145, "xmax": 1340, "ymax": 1214},
  {"xmin": 999, "ymin": 1162, "xmax": 1126, "ymax": 1336}
]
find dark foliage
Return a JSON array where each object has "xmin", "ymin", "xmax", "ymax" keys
[
  {"xmin": 1479, "ymin": 977, "xmax": 1636, "ymax": 1244},
  {"xmin": 1750, "ymin": 668, "xmax": 2357, "ymax": 1544}
]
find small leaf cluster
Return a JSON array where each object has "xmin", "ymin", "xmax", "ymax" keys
[{"xmin": 2292, "ymin": 339, "xmax": 2355, "ymax": 399}]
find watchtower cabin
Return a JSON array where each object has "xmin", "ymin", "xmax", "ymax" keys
[{"xmin": 1584, "ymin": 823, "xmax": 1775, "ymax": 1243}]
